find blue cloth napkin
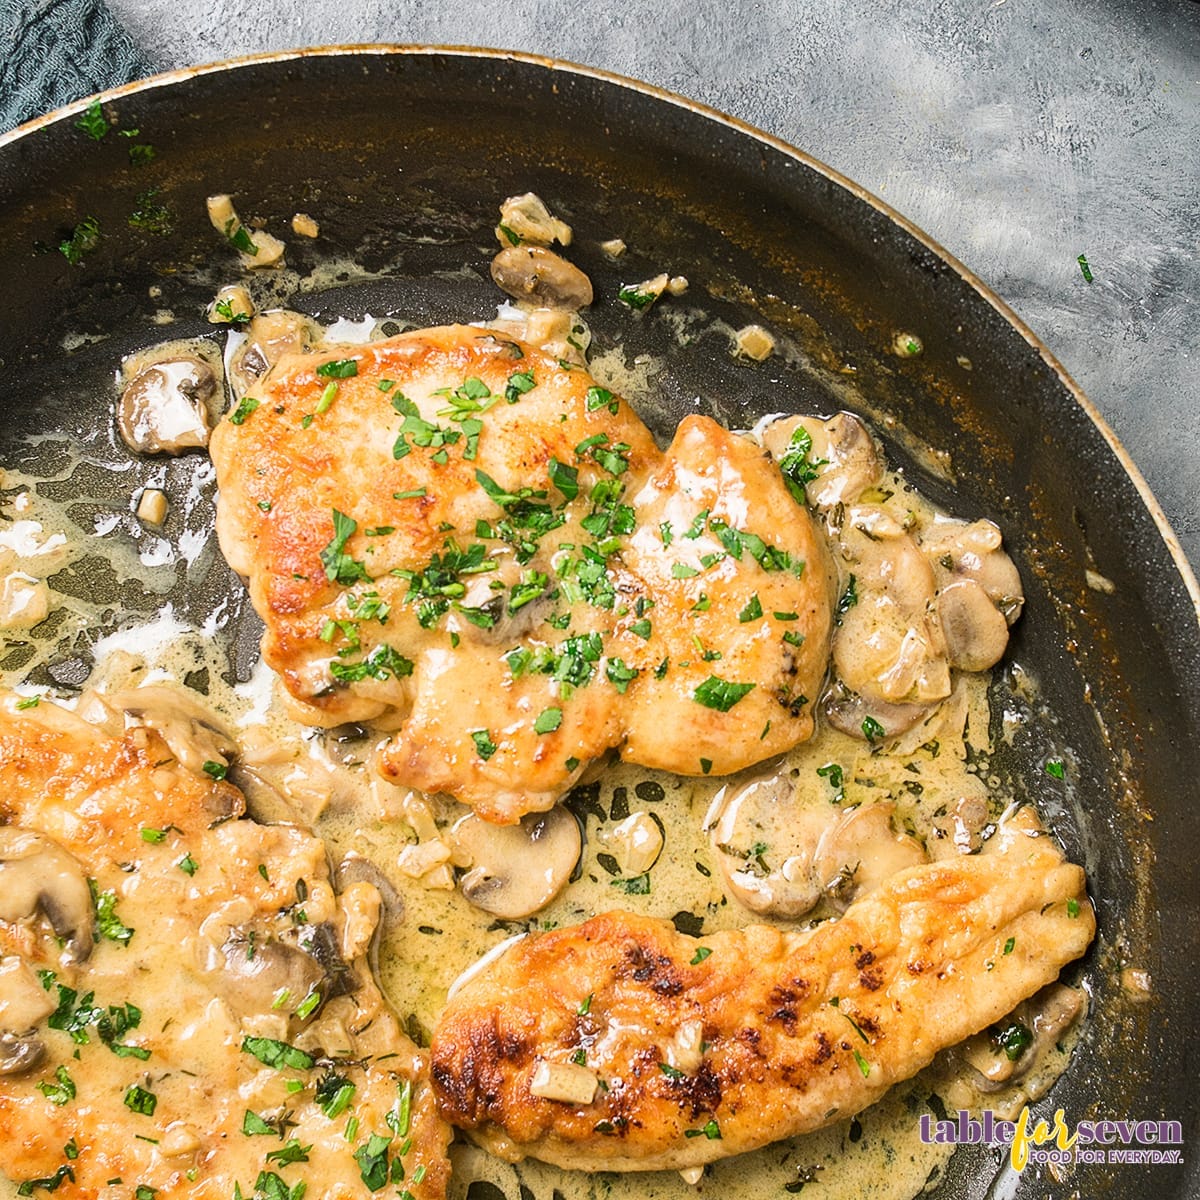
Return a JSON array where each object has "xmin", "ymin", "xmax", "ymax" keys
[{"xmin": 1, "ymin": 0, "xmax": 152, "ymax": 132}]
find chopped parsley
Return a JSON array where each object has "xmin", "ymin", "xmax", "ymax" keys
[
  {"xmin": 214, "ymin": 297, "xmax": 252, "ymax": 324},
  {"xmin": 319, "ymin": 509, "xmax": 370, "ymax": 585},
  {"xmin": 684, "ymin": 1118, "xmax": 722, "ymax": 1140},
  {"xmin": 585, "ymin": 385, "xmax": 619, "ymax": 414},
  {"xmin": 853, "ymin": 1049, "xmax": 872, "ymax": 1078},
  {"xmin": 229, "ymin": 396, "xmax": 260, "ymax": 425},
  {"xmin": 90, "ymin": 881, "xmax": 134, "ymax": 945},
  {"xmin": 470, "ymin": 729, "xmax": 498, "ymax": 760},
  {"xmin": 690, "ymin": 947, "xmax": 712, "ymax": 965},
  {"xmin": 1067, "ymin": 898, "xmax": 1081, "ymax": 918},
  {"xmin": 505, "ymin": 370, "xmax": 536, "ymax": 403},
  {"xmin": 737, "ymin": 594, "xmax": 763, "ymax": 623},
  {"xmin": 547, "ymin": 457, "xmax": 579, "ymax": 501},
  {"xmin": 861, "ymin": 716, "xmax": 885, "ymax": 743},
  {"xmin": 123, "ymin": 1084, "xmax": 157, "ymax": 1116},
  {"xmin": 993, "ymin": 1020, "xmax": 1034, "ymax": 1061},
  {"xmin": 610, "ymin": 873, "xmax": 650, "ymax": 894},
  {"xmin": 353, "ymin": 1133, "xmax": 392, "ymax": 1191},
  {"xmin": 241, "ymin": 1035, "xmax": 315, "ymax": 1071},
  {"xmin": 1077, "ymin": 253, "xmax": 1094, "ymax": 283},
  {"xmin": 618, "ymin": 283, "xmax": 658, "ymax": 311},
  {"xmin": 37, "ymin": 1065, "xmax": 76, "ymax": 1106},
  {"xmin": 629, "ymin": 617, "xmax": 652, "ymax": 639},
  {"xmin": 1045, "ymin": 758, "xmax": 1065, "ymax": 780},
  {"xmin": 534, "ymin": 707, "xmax": 562, "ymax": 735},
  {"xmin": 316, "ymin": 1070, "xmax": 356, "ymax": 1119},
  {"xmin": 777, "ymin": 425, "xmax": 826, "ymax": 501},
  {"xmin": 177, "ymin": 853, "xmax": 199, "ymax": 876},
  {"xmin": 316, "ymin": 358, "xmax": 358, "ymax": 378},
  {"xmin": 202, "ymin": 760, "xmax": 228, "ymax": 781},
  {"xmin": 59, "ymin": 216, "xmax": 101, "ymax": 266},
  {"xmin": 75, "ymin": 100, "xmax": 109, "ymax": 140},
  {"xmin": 658, "ymin": 1062, "xmax": 685, "ymax": 1081},
  {"xmin": 265, "ymin": 1139, "xmax": 311, "ymax": 1167},
  {"xmin": 693, "ymin": 676, "xmax": 755, "ymax": 712},
  {"xmin": 329, "ymin": 644, "xmax": 413, "ymax": 684},
  {"xmin": 16, "ymin": 1165, "xmax": 74, "ymax": 1195},
  {"xmin": 605, "ymin": 658, "xmax": 638, "ymax": 694},
  {"xmin": 836, "ymin": 575, "xmax": 859, "ymax": 622},
  {"xmin": 242, "ymin": 1110, "xmax": 276, "ymax": 1136}
]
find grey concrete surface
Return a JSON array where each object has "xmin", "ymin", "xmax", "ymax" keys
[{"xmin": 108, "ymin": 0, "xmax": 1200, "ymax": 572}]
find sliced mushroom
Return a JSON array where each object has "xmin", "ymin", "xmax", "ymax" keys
[
  {"xmin": 496, "ymin": 192, "xmax": 573, "ymax": 247},
  {"xmin": 707, "ymin": 768, "xmax": 834, "ymax": 918},
  {"xmin": 824, "ymin": 686, "xmax": 934, "ymax": 741},
  {"xmin": 230, "ymin": 310, "xmax": 322, "ymax": 394},
  {"xmin": 928, "ymin": 791, "xmax": 993, "ymax": 859},
  {"xmin": 923, "ymin": 516, "xmax": 1024, "ymax": 626},
  {"xmin": 761, "ymin": 412, "xmax": 883, "ymax": 511},
  {"xmin": 812, "ymin": 802, "xmax": 927, "ymax": 911},
  {"xmin": 0, "ymin": 956, "xmax": 56, "ymax": 1076},
  {"xmin": 200, "ymin": 920, "xmax": 354, "ymax": 1022},
  {"xmin": 832, "ymin": 526, "xmax": 951, "ymax": 733},
  {"xmin": 0, "ymin": 828, "xmax": 94, "ymax": 964},
  {"xmin": 106, "ymin": 684, "xmax": 237, "ymax": 776},
  {"xmin": 936, "ymin": 579, "xmax": 1011, "ymax": 672},
  {"xmin": 452, "ymin": 808, "xmax": 580, "ymax": 919},
  {"xmin": 959, "ymin": 983, "xmax": 1085, "ymax": 1092},
  {"xmin": 117, "ymin": 359, "xmax": 216, "ymax": 455},
  {"xmin": 491, "ymin": 245, "xmax": 594, "ymax": 310}
]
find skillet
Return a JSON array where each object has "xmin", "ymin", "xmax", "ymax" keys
[{"xmin": 0, "ymin": 46, "xmax": 1196, "ymax": 1200}]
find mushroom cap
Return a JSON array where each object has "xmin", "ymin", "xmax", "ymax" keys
[
  {"xmin": 452, "ymin": 807, "xmax": 581, "ymax": 919},
  {"xmin": 0, "ymin": 828, "xmax": 95, "ymax": 964},
  {"xmin": 812, "ymin": 802, "xmax": 928, "ymax": 911},
  {"xmin": 708, "ymin": 768, "xmax": 831, "ymax": 919},
  {"xmin": 117, "ymin": 359, "xmax": 216, "ymax": 455},
  {"xmin": 490, "ymin": 245, "xmax": 594, "ymax": 310}
]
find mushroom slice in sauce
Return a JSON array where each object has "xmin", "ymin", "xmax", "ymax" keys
[
  {"xmin": 117, "ymin": 358, "xmax": 216, "ymax": 454},
  {"xmin": 229, "ymin": 309, "xmax": 322, "ymax": 395},
  {"xmin": 0, "ymin": 828, "xmax": 94, "ymax": 964},
  {"xmin": 761, "ymin": 412, "xmax": 885, "ymax": 513},
  {"xmin": 923, "ymin": 516, "xmax": 1025, "ymax": 625},
  {"xmin": 451, "ymin": 808, "xmax": 581, "ymax": 919},
  {"xmin": 812, "ymin": 801, "xmax": 928, "ymax": 910},
  {"xmin": 957, "ymin": 982, "xmax": 1085, "ymax": 1092},
  {"xmin": 0, "ymin": 956, "xmax": 56, "ymax": 1076},
  {"xmin": 831, "ymin": 523, "xmax": 951, "ymax": 735},
  {"xmin": 707, "ymin": 767, "xmax": 833, "ymax": 918},
  {"xmin": 105, "ymin": 684, "xmax": 237, "ymax": 775},
  {"xmin": 491, "ymin": 244, "xmax": 594, "ymax": 310}
]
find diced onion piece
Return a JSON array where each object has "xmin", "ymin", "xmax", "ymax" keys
[
  {"xmin": 291, "ymin": 212, "xmax": 320, "ymax": 238},
  {"xmin": 396, "ymin": 838, "xmax": 452, "ymax": 879},
  {"xmin": 734, "ymin": 324, "xmax": 775, "ymax": 361},
  {"xmin": 496, "ymin": 192, "xmax": 573, "ymax": 248},
  {"xmin": 208, "ymin": 284, "xmax": 255, "ymax": 325},
  {"xmin": 666, "ymin": 275, "xmax": 689, "ymax": 295},
  {"xmin": 679, "ymin": 1166, "xmax": 705, "ymax": 1186},
  {"xmin": 136, "ymin": 488, "xmax": 169, "ymax": 526},
  {"xmin": 600, "ymin": 238, "xmax": 627, "ymax": 258},
  {"xmin": 893, "ymin": 331, "xmax": 923, "ymax": 358},
  {"xmin": 529, "ymin": 1060, "xmax": 598, "ymax": 1105},
  {"xmin": 206, "ymin": 193, "xmax": 285, "ymax": 268}
]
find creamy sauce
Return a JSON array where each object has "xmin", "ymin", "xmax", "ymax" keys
[{"xmin": 0, "ymin": 312, "xmax": 1082, "ymax": 1200}]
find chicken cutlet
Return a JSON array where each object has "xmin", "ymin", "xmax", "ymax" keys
[
  {"xmin": 210, "ymin": 324, "xmax": 834, "ymax": 823},
  {"xmin": 429, "ymin": 806, "xmax": 1094, "ymax": 1172},
  {"xmin": 0, "ymin": 693, "xmax": 450, "ymax": 1200}
]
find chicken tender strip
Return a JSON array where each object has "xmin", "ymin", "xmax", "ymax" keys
[
  {"xmin": 430, "ymin": 808, "xmax": 1094, "ymax": 1172},
  {"xmin": 0, "ymin": 695, "xmax": 450, "ymax": 1200},
  {"xmin": 210, "ymin": 325, "xmax": 833, "ymax": 822}
]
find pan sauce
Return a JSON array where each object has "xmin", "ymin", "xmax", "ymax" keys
[{"xmin": 0, "ymin": 313, "xmax": 1083, "ymax": 1199}]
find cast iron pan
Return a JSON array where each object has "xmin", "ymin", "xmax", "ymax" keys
[{"xmin": 0, "ymin": 47, "xmax": 1196, "ymax": 1199}]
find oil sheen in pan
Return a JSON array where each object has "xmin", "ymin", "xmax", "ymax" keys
[{"xmin": 0, "ymin": 305, "xmax": 1080, "ymax": 1200}]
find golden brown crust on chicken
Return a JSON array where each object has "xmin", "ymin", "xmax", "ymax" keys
[
  {"xmin": 210, "ymin": 325, "xmax": 834, "ymax": 822},
  {"xmin": 0, "ymin": 696, "xmax": 450, "ymax": 1200},
  {"xmin": 430, "ymin": 810, "xmax": 1094, "ymax": 1172}
]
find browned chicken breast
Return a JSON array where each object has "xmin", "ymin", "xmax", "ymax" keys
[
  {"xmin": 429, "ymin": 807, "xmax": 1094, "ymax": 1172},
  {"xmin": 210, "ymin": 325, "xmax": 834, "ymax": 823},
  {"xmin": 0, "ymin": 694, "xmax": 450, "ymax": 1200}
]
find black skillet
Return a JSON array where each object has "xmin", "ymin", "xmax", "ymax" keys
[{"xmin": 0, "ymin": 47, "xmax": 1196, "ymax": 1200}]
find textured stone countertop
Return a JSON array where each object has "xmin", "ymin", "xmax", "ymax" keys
[{"xmin": 108, "ymin": 0, "xmax": 1200, "ymax": 573}]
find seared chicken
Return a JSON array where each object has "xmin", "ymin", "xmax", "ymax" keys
[
  {"xmin": 0, "ymin": 694, "xmax": 450, "ymax": 1200},
  {"xmin": 210, "ymin": 325, "xmax": 834, "ymax": 823},
  {"xmin": 430, "ymin": 807, "xmax": 1094, "ymax": 1172}
]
